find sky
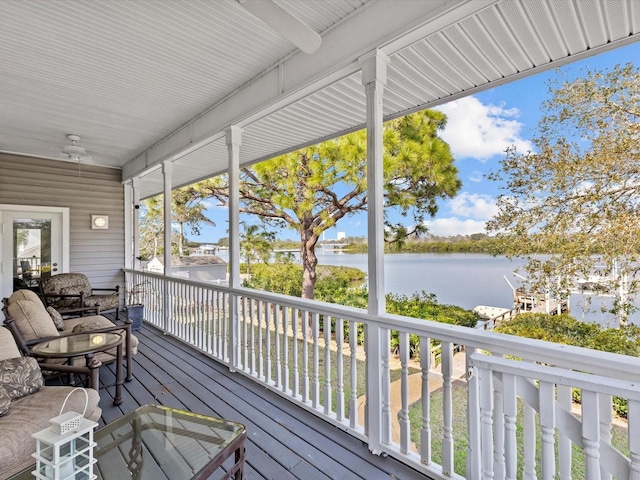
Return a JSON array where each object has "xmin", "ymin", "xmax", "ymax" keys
[{"xmin": 188, "ymin": 41, "xmax": 640, "ymax": 243}]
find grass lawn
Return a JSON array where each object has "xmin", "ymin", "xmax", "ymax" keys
[{"xmin": 408, "ymin": 380, "xmax": 630, "ymax": 478}]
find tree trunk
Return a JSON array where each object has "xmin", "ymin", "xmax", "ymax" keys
[{"xmin": 300, "ymin": 227, "xmax": 318, "ymax": 300}]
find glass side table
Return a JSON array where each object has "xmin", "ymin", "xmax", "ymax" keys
[{"xmin": 31, "ymin": 332, "xmax": 125, "ymax": 405}]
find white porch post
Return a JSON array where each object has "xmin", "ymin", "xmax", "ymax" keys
[
  {"xmin": 162, "ymin": 161, "xmax": 173, "ymax": 276},
  {"xmin": 162, "ymin": 161, "xmax": 173, "ymax": 332},
  {"xmin": 123, "ymin": 181, "xmax": 133, "ymax": 271},
  {"xmin": 226, "ymin": 126, "xmax": 242, "ymax": 371},
  {"xmin": 360, "ymin": 49, "xmax": 389, "ymax": 454},
  {"xmin": 131, "ymin": 177, "xmax": 141, "ymax": 271}
]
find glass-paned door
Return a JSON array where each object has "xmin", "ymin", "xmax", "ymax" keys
[{"xmin": 0, "ymin": 207, "xmax": 68, "ymax": 299}]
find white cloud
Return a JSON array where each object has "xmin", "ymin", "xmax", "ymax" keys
[
  {"xmin": 449, "ymin": 193, "xmax": 498, "ymax": 220},
  {"xmin": 202, "ymin": 199, "xmax": 226, "ymax": 210},
  {"xmin": 468, "ymin": 170, "xmax": 483, "ymax": 183},
  {"xmin": 421, "ymin": 193, "xmax": 498, "ymax": 236},
  {"xmin": 437, "ymin": 96, "xmax": 533, "ymax": 161},
  {"xmin": 424, "ymin": 218, "xmax": 488, "ymax": 236}
]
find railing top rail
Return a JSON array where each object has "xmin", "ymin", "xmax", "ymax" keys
[
  {"xmin": 470, "ymin": 352, "xmax": 640, "ymax": 399},
  {"xmin": 124, "ymin": 269, "xmax": 640, "ymax": 382}
]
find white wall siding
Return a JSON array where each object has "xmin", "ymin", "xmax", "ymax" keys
[{"xmin": 0, "ymin": 153, "xmax": 125, "ymax": 290}]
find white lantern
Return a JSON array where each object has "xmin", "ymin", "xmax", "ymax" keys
[{"xmin": 31, "ymin": 389, "xmax": 97, "ymax": 480}]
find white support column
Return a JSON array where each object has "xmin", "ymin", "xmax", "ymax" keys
[
  {"xmin": 162, "ymin": 160, "xmax": 173, "ymax": 276},
  {"xmin": 131, "ymin": 177, "xmax": 141, "ymax": 270},
  {"xmin": 226, "ymin": 126, "xmax": 242, "ymax": 372},
  {"xmin": 361, "ymin": 49, "xmax": 388, "ymax": 316},
  {"xmin": 123, "ymin": 181, "xmax": 133, "ymax": 270},
  {"xmin": 360, "ymin": 49, "xmax": 389, "ymax": 455},
  {"xmin": 162, "ymin": 161, "xmax": 173, "ymax": 332},
  {"xmin": 226, "ymin": 126, "xmax": 242, "ymax": 289}
]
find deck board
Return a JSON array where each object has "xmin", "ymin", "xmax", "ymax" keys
[{"xmin": 91, "ymin": 318, "xmax": 433, "ymax": 480}]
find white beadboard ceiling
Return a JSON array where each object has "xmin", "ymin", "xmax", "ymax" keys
[{"xmin": 0, "ymin": 0, "xmax": 638, "ymax": 199}]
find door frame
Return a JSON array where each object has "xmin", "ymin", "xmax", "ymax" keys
[{"xmin": 0, "ymin": 204, "xmax": 70, "ymax": 297}]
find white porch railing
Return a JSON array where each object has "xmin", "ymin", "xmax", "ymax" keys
[{"xmin": 124, "ymin": 269, "xmax": 640, "ymax": 480}]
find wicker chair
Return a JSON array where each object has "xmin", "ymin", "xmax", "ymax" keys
[{"xmin": 39, "ymin": 273, "xmax": 121, "ymax": 320}]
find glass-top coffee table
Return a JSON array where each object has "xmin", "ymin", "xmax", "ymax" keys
[
  {"xmin": 12, "ymin": 404, "xmax": 247, "ymax": 480},
  {"xmin": 97, "ymin": 405, "xmax": 247, "ymax": 480}
]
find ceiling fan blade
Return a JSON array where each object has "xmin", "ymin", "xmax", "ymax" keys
[{"xmin": 239, "ymin": 0, "xmax": 321, "ymax": 54}]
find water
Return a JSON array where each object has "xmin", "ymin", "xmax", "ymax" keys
[
  {"xmin": 315, "ymin": 250, "xmax": 519, "ymax": 310},
  {"xmin": 217, "ymin": 248, "xmax": 632, "ymax": 326}
]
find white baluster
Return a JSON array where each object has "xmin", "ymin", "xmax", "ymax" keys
[
  {"xmin": 479, "ymin": 366, "xmax": 494, "ymax": 480},
  {"xmin": 599, "ymin": 393, "xmax": 612, "ymax": 480},
  {"xmin": 282, "ymin": 307, "xmax": 289, "ymax": 393},
  {"xmin": 242, "ymin": 296, "xmax": 248, "ymax": 370},
  {"xmin": 441, "ymin": 341, "xmax": 454, "ymax": 476},
  {"xmin": 265, "ymin": 302, "xmax": 272, "ymax": 384},
  {"xmin": 539, "ymin": 381, "xmax": 556, "ymax": 480},
  {"xmin": 502, "ymin": 373, "xmax": 517, "ymax": 480},
  {"xmin": 399, "ymin": 331, "xmax": 410, "ymax": 454},
  {"xmin": 629, "ymin": 400, "xmax": 640, "ymax": 480},
  {"xmin": 302, "ymin": 309, "xmax": 310, "ymax": 403},
  {"xmin": 381, "ymin": 328, "xmax": 391, "ymax": 445},
  {"xmin": 557, "ymin": 384, "xmax": 572, "ymax": 480},
  {"xmin": 257, "ymin": 300, "xmax": 264, "ymax": 380},
  {"xmin": 324, "ymin": 316, "xmax": 332, "ymax": 415},
  {"xmin": 292, "ymin": 308, "xmax": 299, "ymax": 398},
  {"xmin": 336, "ymin": 318, "xmax": 345, "ymax": 421},
  {"xmin": 493, "ymin": 370, "xmax": 505, "ymax": 479},
  {"xmin": 312, "ymin": 312, "xmax": 320, "ymax": 409},
  {"xmin": 349, "ymin": 320, "xmax": 358, "ymax": 429},
  {"xmin": 582, "ymin": 390, "xmax": 601, "ymax": 480},
  {"xmin": 523, "ymin": 392, "xmax": 537, "ymax": 479},
  {"xmin": 420, "ymin": 336, "xmax": 432, "ymax": 464},
  {"xmin": 275, "ymin": 305, "xmax": 281, "ymax": 388}
]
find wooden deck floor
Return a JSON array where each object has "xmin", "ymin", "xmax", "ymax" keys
[{"xmin": 95, "ymin": 319, "xmax": 433, "ymax": 480}]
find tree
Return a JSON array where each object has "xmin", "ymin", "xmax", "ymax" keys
[
  {"xmin": 172, "ymin": 187, "xmax": 215, "ymax": 256},
  {"xmin": 139, "ymin": 197, "xmax": 164, "ymax": 259},
  {"xmin": 487, "ymin": 63, "xmax": 640, "ymax": 321},
  {"xmin": 190, "ymin": 110, "xmax": 460, "ymax": 299},
  {"xmin": 240, "ymin": 224, "xmax": 275, "ymax": 278},
  {"xmin": 140, "ymin": 188, "xmax": 215, "ymax": 258}
]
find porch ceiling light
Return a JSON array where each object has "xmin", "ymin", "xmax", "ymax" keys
[{"xmin": 91, "ymin": 214, "xmax": 109, "ymax": 230}]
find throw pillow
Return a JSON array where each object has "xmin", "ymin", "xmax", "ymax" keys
[
  {"xmin": 72, "ymin": 322, "xmax": 104, "ymax": 334},
  {"xmin": 46, "ymin": 306, "xmax": 65, "ymax": 331},
  {"xmin": 0, "ymin": 357, "xmax": 44, "ymax": 400},
  {"xmin": 0, "ymin": 386, "xmax": 10, "ymax": 416}
]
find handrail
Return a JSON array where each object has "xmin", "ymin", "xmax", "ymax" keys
[{"xmin": 123, "ymin": 268, "xmax": 640, "ymax": 382}]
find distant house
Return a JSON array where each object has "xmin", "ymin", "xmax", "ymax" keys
[
  {"xmin": 144, "ymin": 255, "xmax": 227, "ymax": 284},
  {"xmin": 192, "ymin": 244, "xmax": 218, "ymax": 256}
]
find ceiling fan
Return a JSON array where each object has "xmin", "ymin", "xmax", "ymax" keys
[
  {"xmin": 61, "ymin": 134, "xmax": 92, "ymax": 176},
  {"xmin": 238, "ymin": 0, "xmax": 321, "ymax": 54}
]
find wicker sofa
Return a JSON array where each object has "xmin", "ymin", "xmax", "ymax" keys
[{"xmin": 0, "ymin": 326, "xmax": 102, "ymax": 478}]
